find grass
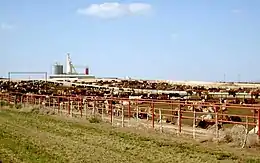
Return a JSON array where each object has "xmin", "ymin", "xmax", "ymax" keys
[{"xmin": 0, "ymin": 109, "xmax": 260, "ymax": 162}]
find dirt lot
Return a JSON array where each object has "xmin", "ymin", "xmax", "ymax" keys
[{"xmin": 1, "ymin": 108, "xmax": 260, "ymax": 163}]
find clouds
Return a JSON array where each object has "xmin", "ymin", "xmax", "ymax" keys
[
  {"xmin": 1, "ymin": 23, "xmax": 14, "ymax": 30},
  {"xmin": 77, "ymin": 2, "xmax": 152, "ymax": 19}
]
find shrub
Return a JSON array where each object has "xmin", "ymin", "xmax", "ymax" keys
[
  {"xmin": 89, "ymin": 116, "xmax": 101, "ymax": 123},
  {"xmin": 31, "ymin": 107, "xmax": 40, "ymax": 114},
  {"xmin": 0, "ymin": 101, "xmax": 8, "ymax": 106},
  {"xmin": 15, "ymin": 104, "xmax": 23, "ymax": 109}
]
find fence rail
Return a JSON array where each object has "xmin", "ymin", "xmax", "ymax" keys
[{"xmin": 0, "ymin": 93, "xmax": 260, "ymax": 140}]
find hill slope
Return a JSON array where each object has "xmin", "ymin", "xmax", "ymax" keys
[{"xmin": 0, "ymin": 109, "xmax": 259, "ymax": 163}]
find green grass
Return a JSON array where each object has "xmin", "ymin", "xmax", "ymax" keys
[{"xmin": 0, "ymin": 109, "xmax": 260, "ymax": 163}]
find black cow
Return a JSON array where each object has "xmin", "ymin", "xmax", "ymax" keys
[{"xmin": 196, "ymin": 120, "xmax": 222, "ymax": 129}]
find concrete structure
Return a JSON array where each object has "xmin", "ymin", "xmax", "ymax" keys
[
  {"xmin": 49, "ymin": 53, "xmax": 95, "ymax": 80},
  {"xmin": 49, "ymin": 74, "xmax": 95, "ymax": 79},
  {"xmin": 53, "ymin": 63, "xmax": 63, "ymax": 75},
  {"xmin": 66, "ymin": 53, "xmax": 73, "ymax": 74}
]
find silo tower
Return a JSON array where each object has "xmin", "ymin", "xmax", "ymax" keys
[{"xmin": 53, "ymin": 63, "xmax": 64, "ymax": 75}]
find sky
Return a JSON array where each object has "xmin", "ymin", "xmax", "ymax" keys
[{"xmin": 0, "ymin": 0, "xmax": 260, "ymax": 81}]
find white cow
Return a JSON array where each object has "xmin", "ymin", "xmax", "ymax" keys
[
  {"xmin": 120, "ymin": 100, "xmax": 130, "ymax": 106},
  {"xmin": 129, "ymin": 95, "xmax": 143, "ymax": 105},
  {"xmin": 249, "ymin": 120, "xmax": 259, "ymax": 134}
]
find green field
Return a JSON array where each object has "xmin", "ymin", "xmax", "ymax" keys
[{"xmin": 0, "ymin": 109, "xmax": 260, "ymax": 163}]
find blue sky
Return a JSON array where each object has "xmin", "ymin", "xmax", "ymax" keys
[{"xmin": 1, "ymin": 0, "xmax": 259, "ymax": 81}]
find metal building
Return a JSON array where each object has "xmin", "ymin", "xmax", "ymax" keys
[{"xmin": 53, "ymin": 63, "xmax": 64, "ymax": 75}]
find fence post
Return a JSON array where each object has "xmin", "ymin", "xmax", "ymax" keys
[
  {"xmin": 215, "ymin": 105, "xmax": 219, "ymax": 139},
  {"xmin": 122, "ymin": 106, "xmax": 124, "ymax": 127},
  {"xmin": 147, "ymin": 104, "xmax": 150, "ymax": 121},
  {"xmin": 0, "ymin": 94, "xmax": 1, "ymax": 108},
  {"xmin": 57, "ymin": 97, "xmax": 60, "ymax": 114},
  {"xmin": 40, "ymin": 97, "xmax": 42, "ymax": 107},
  {"xmin": 70, "ymin": 101, "xmax": 73, "ymax": 117},
  {"xmin": 8, "ymin": 94, "xmax": 10, "ymax": 104},
  {"xmin": 84, "ymin": 100, "xmax": 88, "ymax": 118},
  {"xmin": 20, "ymin": 95, "xmax": 23, "ymax": 106},
  {"xmin": 80, "ymin": 97, "xmax": 83, "ymax": 117},
  {"xmin": 152, "ymin": 101, "xmax": 155, "ymax": 129},
  {"xmin": 110, "ymin": 100, "xmax": 113, "ymax": 125},
  {"xmin": 128, "ymin": 100, "xmax": 131, "ymax": 126},
  {"xmin": 60, "ymin": 102, "xmax": 62, "ymax": 115},
  {"xmin": 92, "ymin": 99, "xmax": 96, "ymax": 116},
  {"xmin": 52, "ymin": 97, "xmax": 55, "ymax": 112},
  {"xmin": 193, "ymin": 105, "xmax": 196, "ymax": 139},
  {"xmin": 177, "ymin": 104, "xmax": 182, "ymax": 135},
  {"xmin": 27, "ymin": 95, "xmax": 29, "ymax": 106},
  {"xmin": 136, "ymin": 105, "xmax": 139, "ymax": 121},
  {"xmin": 101, "ymin": 103, "xmax": 104, "ymax": 120},
  {"xmin": 159, "ymin": 108, "xmax": 163, "ymax": 133},
  {"xmin": 68, "ymin": 98, "xmax": 70, "ymax": 116},
  {"xmin": 26, "ymin": 96, "xmax": 29, "ymax": 106},
  {"xmin": 242, "ymin": 116, "xmax": 249, "ymax": 148},
  {"xmin": 34, "ymin": 96, "xmax": 36, "ymax": 105},
  {"xmin": 171, "ymin": 101, "xmax": 174, "ymax": 122},
  {"xmin": 77, "ymin": 99, "xmax": 80, "ymax": 117},
  {"xmin": 257, "ymin": 109, "xmax": 260, "ymax": 141},
  {"xmin": 8, "ymin": 94, "xmax": 11, "ymax": 104}
]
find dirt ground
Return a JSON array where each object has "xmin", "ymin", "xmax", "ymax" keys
[{"xmin": 1, "ymin": 108, "xmax": 260, "ymax": 163}]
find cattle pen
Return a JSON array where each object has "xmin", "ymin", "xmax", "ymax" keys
[{"xmin": 1, "ymin": 93, "xmax": 260, "ymax": 142}]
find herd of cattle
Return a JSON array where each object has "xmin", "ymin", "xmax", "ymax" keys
[
  {"xmin": 0, "ymin": 79, "xmax": 259, "ymax": 131},
  {"xmin": 80, "ymin": 79, "xmax": 260, "ymax": 94}
]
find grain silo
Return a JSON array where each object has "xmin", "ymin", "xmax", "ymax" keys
[{"xmin": 53, "ymin": 63, "xmax": 63, "ymax": 75}]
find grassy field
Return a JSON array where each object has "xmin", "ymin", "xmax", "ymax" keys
[{"xmin": 1, "ymin": 109, "xmax": 260, "ymax": 163}]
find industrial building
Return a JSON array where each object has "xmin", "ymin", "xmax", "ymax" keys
[{"xmin": 49, "ymin": 53, "xmax": 95, "ymax": 80}]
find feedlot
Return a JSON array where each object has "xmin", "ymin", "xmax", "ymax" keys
[
  {"xmin": 1, "ymin": 79, "xmax": 260, "ymax": 162},
  {"xmin": 1, "ymin": 93, "xmax": 259, "ymax": 145}
]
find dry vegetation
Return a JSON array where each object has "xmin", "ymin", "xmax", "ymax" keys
[{"xmin": 0, "ymin": 106, "xmax": 260, "ymax": 163}]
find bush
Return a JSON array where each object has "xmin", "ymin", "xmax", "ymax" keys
[
  {"xmin": 0, "ymin": 101, "xmax": 23, "ymax": 110},
  {"xmin": 89, "ymin": 116, "xmax": 101, "ymax": 123},
  {"xmin": 0, "ymin": 101, "xmax": 8, "ymax": 106},
  {"xmin": 31, "ymin": 107, "xmax": 40, "ymax": 114},
  {"xmin": 15, "ymin": 104, "xmax": 23, "ymax": 109},
  {"xmin": 9, "ymin": 103, "xmax": 15, "ymax": 108}
]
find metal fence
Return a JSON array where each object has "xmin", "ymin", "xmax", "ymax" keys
[{"xmin": 0, "ymin": 93, "xmax": 259, "ymax": 139}]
